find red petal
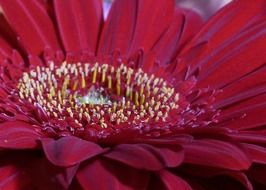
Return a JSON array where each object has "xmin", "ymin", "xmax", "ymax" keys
[
  {"xmin": 151, "ymin": 9, "xmax": 203, "ymax": 65},
  {"xmin": 0, "ymin": 121, "xmax": 41, "ymax": 149},
  {"xmin": 104, "ymin": 143, "xmax": 184, "ymax": 171},
  {"xmin": 243, "ymin": 143, "xmax": 266, "ymax": 164},
  {"xmin": 0, "ymin": 37, "xmax": 12, "ymax": 59},
  {"xmin": 230, "ymin": 131, "xmax": 266, "ymax": 145},
  {"xmin": 215, "ymin": 66, "xmax": 266, "ymax": 106},
  {"xmin": 183, "ymin": 139, "xmax": 252, "ymax": 170},
  {"xmin": 158, "ymin": 170, "xmax": 192, "ymax": 190},
  {"xmin": 0, "ymin": 15, "xmax": 21, "ymax": 53},
  {"xmin": 54, "ymin": 0, "xmax": 103, "ymax": 54},
  {"xmin": 129, "ymin": 0, "xmax": 175, "ymax": 54},
  {"xmin": 98, "ymin": 0, "xmax": 137, "ymax": 55},
  {"xmin": 99, "ymin": 0, "xmax": 175, "ymax": 57},
  {"xmin": 216, "ymin": 94, "xmax": 266, "ymax": 130},
  {"xmin": 214, "ymin": 66, "xmax": 266, "ymax": 130},
  {"xmin": 77, "ymin": 159, "xmax": 149, "ymax": 190},
  {"xmin": 182, "ymin": 0, "xmax": 266, "ymax": 55},
  {"xmin": 0, "ymin": 0, "xmax": 61, "ymax": 55},
  {"xmin": 178, "ymin": 0, "xmax": 266, "ymax": 88},
  {"xmin": 29, "ymin": 157, "xmax": 79, "ymax": 190},
  {"xmin": 0, "ymin": 164, "xmax": 31, "ymax": 190},
  {"xmin": 41, "ymin": 136, "xmax": 105, "ymax": 167}
]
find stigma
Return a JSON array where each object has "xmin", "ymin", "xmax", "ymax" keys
[{"xmin": 17, "ymin": 61, "xmax": 180, "ymax": 129}]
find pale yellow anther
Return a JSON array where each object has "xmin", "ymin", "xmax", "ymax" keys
[
  {"xmin": 50, "ymin": 86, "xmax": 55, "ymax": 97},
  {"xmin": 111, "ymin": 66, "xmax": 114, "ymax": 73},
  {"xmin": 126, "ymin": 86, "xmax": 131, "ymax": 98},
  {"xmin": 174, "ymin": 93, "xmax": 179, "ymax": 102},
  {"xmin": 84, "ymin": 112, "xmax": 91, "ymax": 122},
  {"xmin": 107, "ymin": 75, "xmax": 112, "ymax": 89},
  {"xmin": 101, "ymin": 69, "xmax": 106, "ymax": 83},
  {"xmin": 116, "ymin": 82, "xmax": 121, "ymax": 96},
  {"xmin": 53, "ymin": 112, "xmax": 58, "ymax": 117},
  {"xmin": 72, "ymin": 80, "xmax": 79, "ymax": 91},
  {"xmin": 153, "ymin": 87, "xmax": 159, "ymax": 95},
  {"xmin": 81, "ymin": 74, "xmax": 86, "ymax": 89},
  {"xmin": 67, "ymin": 107, "xmax": 74, "ymax": 117},
  {"xmin": 58, "ymin": 104, "xmax": 63, "ymax": 113},
  {"xmin": 58, "ymin": 91, "xmax": 63, "ymax": 105},
  {"xmin": 150, "ymin": 97, "xmax": 155, "ymax": 106},
  {"xmin": 113, "ymin": 102, "xmax": 117, "ymax": 112},
  {"xmin": 155, "ymin": 102, "xmax": 161, "ymax": 111},
  {"xmin": 92, "ymin": 67, "xmax": 97, "ymax": 84},
  {"xmin": 153, "ymin": 78, "xmax": 159, "ymax": 86},
  {"xmin": 134, "ymin": 91, "xmax": 139, "ymax": 106},
  {"xmin": 17, "ymin": 61, "xmax": 180, "ymax": 128},
  {"xmin": 141, "ymin": 94, "xmax": 145, "ymax": 105}
]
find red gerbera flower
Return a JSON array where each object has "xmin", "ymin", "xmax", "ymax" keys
[{"xmin": 0, "ymin": 0, "xmax": 265, "ymax": 189}]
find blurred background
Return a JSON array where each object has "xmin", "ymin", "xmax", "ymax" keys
[
  {"xmin": 103, "ymin": 0, "xmax": 232, "ymax": 20},
  {"xmin": 176, "ymin": 0, "xmax": 232, "ymax": 20}
]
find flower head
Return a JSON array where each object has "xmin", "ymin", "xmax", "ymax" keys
[{"xmin": 0, "ymin": 0, "xmax": 265, "ymax": 189}]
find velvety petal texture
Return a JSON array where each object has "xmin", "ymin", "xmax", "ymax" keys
[
  {"xmin": 0, "ymin": 0, "xmax": 61, "ymax": 55},
  {"xmin": 54, "ymin": 0, "xmax": 103, "ymax": 54},
  {"xmin": 41, "ymin": 136, "xmax": 106, "ymax": 167},
  {"xmin": 0, "ymin": 0, "xmax": 265, "ymax": 189}
]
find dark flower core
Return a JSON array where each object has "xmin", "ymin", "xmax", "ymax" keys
[{"xmin": 17, "ymin": 62, "xmax": 180, "ymax": 131}]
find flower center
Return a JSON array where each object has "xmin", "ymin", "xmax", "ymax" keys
[{"xmin": 17, "ymin": 62, "xmax": 179, "ymax": 129}]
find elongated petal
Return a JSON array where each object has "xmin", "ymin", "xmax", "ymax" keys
[
  {"xmin": 178, "ymin": 0, "xmax": 266, "ymax": 88},
  {"xmin": 230, "ymin": 131, "xmax": 266, "ymax": 145},
  {"xmin": 98, "ymin": 0, "xmax": 137, "ymax": 55},
  {"xmin": 151, "ymin": 9, "xmax": 203, "ymax": 65},
  {"xmin": 0, "ymin": 151, "xmax": 77, "ymax": 190},
  {"xmin": 217, "ymin": 94, "xmax": 266, "ymax": 130},
  {"xmin": 29, "ymin": 156, "xmax": 79, "ymax": 190},
  {"xmin": 98, "ymin": 0, "xmax": 175, "ymax": 56},
  {"xmin": 104, "ymin": 144, "xmax": 184, "ymax": 171},
  {"xmin": 0, "ymin": 37, "xmax": 12, "ymax": 60},
  {"xmin": 243, "ymin": 143, "xmax": 266, "ymax": 164},
  {"xmin": 0, "ymin": 121, "xmax": 41, "ymax": 149},
  {"xmin": 41, "ymin": 136, "xmax": 106, "ymax": 167},
  {"xmin": 0, "ymin": 0, "xmax": 61, "ymax": 55},
  {"xmin": 158, "ymin": 170, "xmax": 192, "ymax": 190},
  {"xmin": 54, "ymin": 0, "xmax": 103, "ymax": 54},
  {"xmin": 0, "ymin": 164, "xmax": 32, "ymax": 190},
  {"xmin": 77, "ymin": 159, "xmax": 149, "ymax": 190},
  {"xmin": 183, "ymin": 139, "xmax": 252, "ymax": 170}
]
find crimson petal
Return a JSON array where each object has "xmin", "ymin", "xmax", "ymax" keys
[
  {"xmin": 99, "ymin": 0, "xmax": 175, "ymax": 57},
  {"xmin": 104, "ymin": 143, "xmax": 184, "ymax": 171},
  {"xmin": 54, "ymin": 0, "xmax": 103, "ymax": 54},
  {"xmin": 0, "ymin": 121, "xmax": 41, "ymax": 149},
  {"xmin": 29, "ymin": 157, "xmax": 79, "ymax": 190},
  {"xmin": 178, "ymin": 0, "xmax": 266, "ymax": 90},
  {"xmin": 98, "ymin": 0, "xmax": 137, "ymax": 55},
  {"xmin": 243, "ymin": 143, "xmax": 266, "ymax": 164},
  {"xmin": 158, "ymin": 170, "xmax": 192, "ymax": 190},
  {"xmin": 41, "ymin": 136, "xmax": 106, "ymax": 167},
  {"xmin": 0, "ymin": 37, "xmax": 12, "ymax": 60},
  {"xmin": 183, "ymin": 139, "xmax": 252, "ymax": 170},
  {"xmin": 151, "ymin": 9, "xmax": 203, "ymax": 65},
  {"xmin": 77, "ymin": 159, "xmax": 149, "ymax": 190},
  {"xmin": 0, "ymin": 0, "xmax": 60, "ymax": 55},
  {"xmin": 0, "ymin": 164, "xmax": 32, "ymax": 190}
]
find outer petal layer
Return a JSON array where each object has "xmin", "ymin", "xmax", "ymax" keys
[
  {"xmin": 41, "ymin": 136, "xmax": 106, "ymax": 167},
  {"xmin": 104, "ymin": 143, "xmax": 184, "ymax": 171},
  {"xmin": 54, "ymin": 0, "xmax": 103, "ymax": 54},
  {"xmin": 0, "ymin": 0, "xmax": 60, "ymax": 55}
]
